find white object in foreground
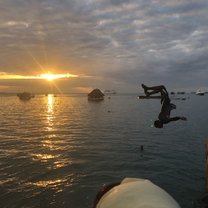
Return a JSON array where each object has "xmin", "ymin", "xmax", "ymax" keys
[{"xmin": 96, "ymin": 178, "xmax": 181, "ymax": 208}]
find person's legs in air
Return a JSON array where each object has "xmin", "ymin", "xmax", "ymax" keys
[{"xmin": 141, "ymin": 84, "xmax": 167, "ymax": 96}]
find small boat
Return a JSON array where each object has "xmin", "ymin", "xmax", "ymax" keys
[
  {"xmin": 196, "ymin": 89, "xmax": 204, "ymax": 96},
  {"xmin": 177, "ymin": 91, "xmax": 185, "ymax": 94},
  {"xmin": 104, "ymin": 90, "xmax": 117, "ymax": 95},
  {"xmin": 17, "ymin": 92, "xmax": 35, "ymax": 101},
  {"xmin": 171, "ymin": 96, "xmax": 187, "ymax": 101}
]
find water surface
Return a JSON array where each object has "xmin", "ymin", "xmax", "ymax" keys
[{"xmin": 0, "ymin": 94, "xmax": 208, "ymax": 208}]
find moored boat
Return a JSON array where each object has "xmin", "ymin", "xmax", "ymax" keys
[
  {"xmin": 196, "ymin": 89, "xmax": 204, "ymax": 96},
  {"xmin": 17, "ymin": 92, "xmax": 35, "ymax": 101},
  {"xmin": 104, "ymin": 90, "xmax": 117, "ymax": 95}
]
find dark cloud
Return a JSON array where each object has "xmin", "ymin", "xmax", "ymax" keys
[{"xmin": 0, "ymin": 0, "xmax": 208, "ymax": 92}]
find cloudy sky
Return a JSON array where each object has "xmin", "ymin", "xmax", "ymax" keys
[{"xmin": 0, "ymin": 0, "xmax": 208, "ymax": 93}]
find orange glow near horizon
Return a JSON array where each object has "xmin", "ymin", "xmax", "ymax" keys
[
  {"xmin": 40, "ymin": 73, "xmax": 58, "ymax": 81},
  {"xmin": 40, "ymin": 73, "xmax": 78, "ymax": 81},
  {"xmin": 0, "ymin": 72, "xmax": 78, "ymax": 80}
]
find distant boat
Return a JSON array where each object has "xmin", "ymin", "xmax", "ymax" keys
[
  {"xmin": 172, "ymin": 97, "xmax": 187, "ymax": 100},
  {"xmin": 104, "ymin": 90, "xmax": 117, "ymax": 95},
  {"xmin": 177, "ymin": 91, "xmax": 185, "ymax": 94},
  {"xmin": 196, "ymin": 89, "xmax": 204, "ymax": 96},
  {"xmin": 17, "ymin": 92, "xmax": 35, "ymax": 101}
]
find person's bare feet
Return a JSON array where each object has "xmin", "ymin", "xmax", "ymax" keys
[{"xmin": 141, "ymin": 84, "xmax": 150, "ymax": 96}]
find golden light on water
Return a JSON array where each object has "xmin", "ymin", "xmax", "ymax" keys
[
  {"xmin": 46, "ymin": 94, "xmax": 54, "ymax": 132},
  {"xmin": 32, "ymin": 178, "xmax": 67, "ymax": 188},
  {"xmin": 31, "ymin": 95, "xmax": 56, "ymax": 165},
  {"xmin": 30, "ymin": 175, "xmax": 75, "ymax": 191},
  {"xmin": 47, "ymin": 94, "xmax": 54, "ymax": 114},
  {"xmin": 31, "ymin": 94, "xmax": 71, "ymax": 171},
  {"xmin": 32, "ymin": 153, "xmax": 58, "ymax": 162}
]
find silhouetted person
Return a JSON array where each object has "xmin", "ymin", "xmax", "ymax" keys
[{"xmin": 141, "ymin": 84, "xmax": 187, "ymax": 128}]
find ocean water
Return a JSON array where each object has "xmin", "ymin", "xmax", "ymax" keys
[{"xmin": 0, "ymin": 93, "xmax": 208, "ymax": 208}]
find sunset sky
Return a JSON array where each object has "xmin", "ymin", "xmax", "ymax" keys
[{"xmin": 0, "ymin": 0, "xmax": 208, "ymax": 93}]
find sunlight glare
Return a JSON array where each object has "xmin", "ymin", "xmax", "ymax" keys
[
  {"xmin": 41, "ymin": 73, "xmax": 60, "ymax": 81},
  {"xmin": 40, "ymin": 73, "xmax": 78, "ymax": 81},
  {"xmin": 0, "ymin": 72, "xmax": 78, "ymax": 80}
]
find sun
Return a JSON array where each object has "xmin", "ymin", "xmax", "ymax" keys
[
  {"xmin": 40, "ymin": 73, "xmax": 58, "ymax": 81},
  {"xmin": 39, "ymin": 72, "xmax": 78, "ymax": 81}
]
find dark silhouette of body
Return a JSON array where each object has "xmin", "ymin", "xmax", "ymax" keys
[{"xmin": 141, "ymin": 84, "xmax": 187, "ymax": 128}]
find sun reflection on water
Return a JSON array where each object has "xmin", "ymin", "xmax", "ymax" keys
[
  {"xmin": 31, "ymin": 95, "xmax": 71, "ymax": 169},
  {"xmin": 29, "ymin": 174, "xmax": 75, "ymax": 193},
  {"xmin": 29, "ymin": 95, "xmax": 76, "ymax": 192},
  {"xmin": 32, "ymin": 178, "xmax": 67, "ymax": 188},
  {"xmin": 31, "ymin": 153, "xmax": 59, "ymax": 162},
  {"xmin": 46, "ymin": 94, "xmax": 54, "ymax": 131},
  {"xmin": 47, "ymin": 94, "xmax": 54, "ymax": 114}
]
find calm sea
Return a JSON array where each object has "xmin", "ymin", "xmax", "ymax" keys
[{"xmin": 0, "ymin": 93, "xmax": 208, "ymax": 208}]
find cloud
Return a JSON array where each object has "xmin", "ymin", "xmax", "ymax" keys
[{"xmin": 0, "ymin": 0, "xmax": 208, "ymax": 92}]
